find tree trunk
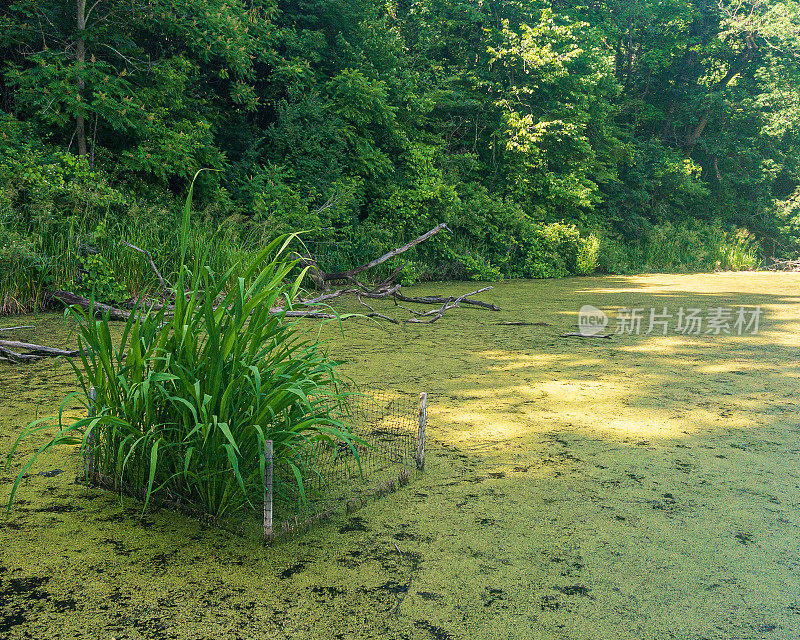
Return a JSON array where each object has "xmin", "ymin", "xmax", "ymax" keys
[
  {"xmin": 624, "ymin": 27, "xmax": 633, "ymax": 87},
  {"xmin": 614, "ymin": 35, "xmax": 623, "ymax": 80},
  {"xmin": 685, "ymin": 37, "xmax": 755, "ymax": 152},
  {"xmin": 75, "ymin": 0, "xmax": 87, "ymax": 157}
]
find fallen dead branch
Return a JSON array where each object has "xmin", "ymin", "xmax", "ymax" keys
[
  {"xmin": 399, "ymin": 287, "xmax": 493, "ymax": 324},
  {"xmin": 0, "ymin": 339, "xmax": 79, "ymax": 364},
  {"xmin": 561, "ymin": 332, "xmax": 614, "ymax": 339},
  {"xmin": 0, "ymin": 326, "xmax": 35, "ymax": 333},
  {"xmin": 292, "ymin": 224, "xmax": 501, "ymax": 322},
  {"xmin": 120, "ymin": 240, "xmax": 169, "ymax": 298},
  {"xmin": 44, "ymin": 223, "xmax": 500, "ymax": 326},
  {"xmin": 283, "ymin": 310, "xmax": 338, "ymax": 319},
  {"xmin": 295, "ymin": 223, "xmax": 450, "ymax": 288},
  {"xmin": 357, "ymin": 296, "xmax": 401, "ymax": 325},
  {"xmin": 394, "ymin": 292, "xmax": 500, "ymax": 311},
  {"xmin": 766, "ymin": 257, "xmax": 800, "ymax": 272},
  {"xmin": 0, "ymin": 346, "xmax": 40, "ymax": 363},
  {"xmin": 0, "ymin": 340, "xmax": 78, "ymax": 357}
]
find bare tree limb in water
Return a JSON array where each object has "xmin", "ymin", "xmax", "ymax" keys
[{"xmin": 42, "ymin": 223, "xmax": 500, "ymax": 329}]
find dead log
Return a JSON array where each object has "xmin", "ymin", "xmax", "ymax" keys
[
  {"xmin": 0, "ymin": 340, "xmax": 78, "ymax": 357},
  {"xmin": 299, "ymin": 290, "xmax": 350, "ymax": 305},
  {"xmin": 394, "ymin": 292, "xmax": 500, "ymax": 311},
  {"xmin": 50, "ymin": 291, "xmax": 132, "ymax": 321},
  {"xmin": 298, "ymin": 283, "xmax": 400, "ymax": 306},
  {"xmin": 50, "ymin": 289, "xmax": 342, "ymax": 322},
  {"xmin": 283, "ymin": 310, "xmax": 339, "ymax": 319},
  {"xmin": 400, "ymin": 287, "xmax": 493, "ymax": 323},
  {"xmin": 0, "ymin": 326, "xmax": 35, "ymax": 333},
  {"xmin": 360, "ymin": 284, "xmax": 402, "ymax": 299},
  {"xmin": 0, "ymin": 346, "xmax": 42, "ymax": 363}
]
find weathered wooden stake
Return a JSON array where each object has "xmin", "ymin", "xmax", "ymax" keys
[
  {"xmin": 85, "ymin": 387, "xmax": 97, "ymax": 483},
  {"xmin": 263, "ymin": 440, "xmax": 274, "ymax": 542},
  {"xmin": 416, "ymin": 392, "xmax": 427, "ymax": 470}
]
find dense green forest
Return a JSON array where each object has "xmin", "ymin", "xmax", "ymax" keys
[{"xmin": 1, "ymin": 0, "xmax": 799, "ymax": 311}]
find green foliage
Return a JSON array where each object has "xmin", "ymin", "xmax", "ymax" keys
[
  {"xmin": 577, "ymin": 234, "xmax": 601, "ymax": 276},
  {"xmin": 1, "ymin": 0, "xmax": 799, "ymax": 303},
  {"xmin": 489, "ymin": 10, "xmax": 620, "ymax": 221},
  {"xmin": 72, "ymin": 221, "xmax": 127, "ymax": 305},
  {"xmin": 445, "ymin": 184, "xmax": 597, "ymax": 279},
  {"xmin": 594, "ymin": 220, "xmax": 760, "ymax": 273},
  {"xmin": 0, "ymin": 222, "xmax": 51, "ymax": 314},
  {"xmin": 75, "ymin": 254, "xmax": 127, "ymax": 306},
  {"xmin": 602, "ymin": 140, "xmax": 711, "ymax": 236},
  {"xmin": 517, "ymin": 222, "xmax": 584, "ymax": 279},
  {"xmin": 775, "ymin": 188, "xmax": 800, "ymax": 256},
  {"xmin": 6, "ymin": 196, "xmax": 357, "ymax": 519}
]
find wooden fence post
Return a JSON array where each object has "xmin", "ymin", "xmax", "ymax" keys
[
  {"xmin": 416, "ymin": 392, "xmax": 427, "ymax": 470},
  {"xmin": 263, "ymin": 440, "xmax": 274, "ymax": 542},
  {"xmin": 85, "ymin": 387, "xmax": 97, "ymax": 483}
]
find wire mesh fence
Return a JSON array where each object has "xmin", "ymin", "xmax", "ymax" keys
[
  {"xmin": 81, "ymin": 387, "xmax": 426, "ymax": 543},
  {"xmin": 263, "ymin": 389, "xmax": 426, "ymax": 541}
]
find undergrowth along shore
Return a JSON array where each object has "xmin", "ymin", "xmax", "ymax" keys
[{"xmin": 0, "ymin": 170, "xmax": 760, "ymax": 316}]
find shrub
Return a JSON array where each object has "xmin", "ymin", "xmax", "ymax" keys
[
  {"xmin": 595, "ymin": 233, "xmax": 632, "ymax": 274},
  {"xmin": 576, "ymin": 233, "xmax": 600, "ymax": 275},
  {"xmin": 518, "ymin": 222, "xmax": 583, "ymax": 279},
  {"xmin": 593, "ymin": 220, "xmax": 760, "ymax": 274}
]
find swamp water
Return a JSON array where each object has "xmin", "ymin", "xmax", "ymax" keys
[{"xmin": 1, "ymin": 272, "xmax": 800, "ymax": 639}]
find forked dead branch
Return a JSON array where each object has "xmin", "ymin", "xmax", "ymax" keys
[
  {"xmin": 42, "ymin": 223, "xmax": 501, "ymax": 326},
  {"xmin": 290, "ymin": 222, "xmax": 500, "ymax": 322},
  {"xmin": 0, "ymin": 225, "xmax": 500, "ymax": 364}
]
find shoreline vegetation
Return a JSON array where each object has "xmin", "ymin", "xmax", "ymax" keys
[
  {"xmin": 0, "ymin": 192, "xmax": 762, "ymax": 316},
  {"xmin": 3, "ymin": 1, "xmax": 797, "ymax": 315}
]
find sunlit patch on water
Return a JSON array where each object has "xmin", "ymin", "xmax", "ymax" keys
[{"xmin": 3, "ymin": 273, "xmax": 800, "ymax": 638}]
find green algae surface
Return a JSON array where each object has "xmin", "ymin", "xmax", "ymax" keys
[{"xmin": 2, "ymin": 273, "xmax": 800, "ymax": 639}]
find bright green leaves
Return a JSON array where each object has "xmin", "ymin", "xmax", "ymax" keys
[{"xmin": 489, "ymin": 10, "xmax": 616, "ymax": 222}]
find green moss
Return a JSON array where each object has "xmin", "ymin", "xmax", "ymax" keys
[{"xmin": 2, "ymin": 273, "xmax": 800, "ymax": 638}]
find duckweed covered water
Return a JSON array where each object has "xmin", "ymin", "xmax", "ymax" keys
[{"xmin": 2, "ymin": 273, "xmax": 800, "ymax": 639}]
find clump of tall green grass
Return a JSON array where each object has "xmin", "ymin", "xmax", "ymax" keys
[
  {"xmin": 0, "ymin": 158, "xmax": 255, "ymax": 313},
  {"xmin": 595, "ymin": 220, "xmax": 760, "ymax": 273},
  {"xmin": 5, "ymin": 181, "xmax": 357, "ymax": 519}
]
